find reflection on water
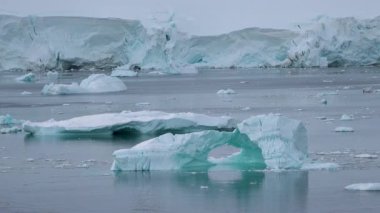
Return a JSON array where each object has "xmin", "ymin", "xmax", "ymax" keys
[{"xmin": 114, "ymin": 170, "xmax": 308, "ymax": 212}]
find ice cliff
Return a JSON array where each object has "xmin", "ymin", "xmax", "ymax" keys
[{"xmin": 1, "ymin": 15, "xmax": 379, "ymax": 72}]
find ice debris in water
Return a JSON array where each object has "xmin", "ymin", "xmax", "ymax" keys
[
  {"xmin": 354, "ymin": 154, "xmax": 378, "ymax": 159},
  {"xmin": 0, "ymin": 126, "xmax": 22, "ymax": 134},
  {"xmin": 345, "ymin": 183, "xmax": 380, "ymax": 191},
  {"xmin": 300, "ymin": 162, "xmax": 339, "ymax": 171},
  {"xmin": 111, "ymin": 65, "xmax": 138, "ymax": 77},
  {"xmin": 16, "ymin": 72, "xmax": 36, "ymax": 82},
  {"xmin": 0, "ymin": 114, "xmax": 21, "ymax": 125},
  {"xmin": 334, "ymin": 127, "xmax": 354, "ymax": 132},
  {"xmin": 0, "ymin": 114, "xmax": 23, "ymax": 134},
  {"xmin": 21, "ymin": 91, "xmax": 32, "ymax": 95},
  {"xmin": 23, "ymin": 111, "xmax": 236, "ymax": 135},
  {"xmin": 41, "ymin": 74, "xmax": 127, "ymax": 95},
  {"xmin": 320, "ymin": 99, "xmax": 327, "ymax": 105},
  {"xmin": 340, "ymin": 114, "xmax": 354, "ymax": 121},
  {"xmin": 112, "ymin": 114, "xmax": 310, "ymax": 171},
  {"xmin": 217, "ymin": 89, "xmax": 236, "ymax": 95}
]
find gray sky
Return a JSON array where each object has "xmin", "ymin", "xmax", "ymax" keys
[{"xmin": 1, "ymin": 0, "xmax": 379, "ymax": 35}]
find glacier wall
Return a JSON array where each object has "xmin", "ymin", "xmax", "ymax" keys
[{"xmin": 1, "ymin": 15, "xmax": 379, "ymax": 72}]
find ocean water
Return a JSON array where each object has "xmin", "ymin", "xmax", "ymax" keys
[{"xmin": 1, "ymin": 68, "xmax": 380, "ymax": 212}]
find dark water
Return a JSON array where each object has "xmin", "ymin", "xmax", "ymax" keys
[{"xmin": 1, "ymin": 68, "xmax": 380, "ymax": 212}]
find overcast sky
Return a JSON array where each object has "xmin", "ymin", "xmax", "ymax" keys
[{"xmin": 1, "ymin": 0, "xmax": 379, "ymax": 35}]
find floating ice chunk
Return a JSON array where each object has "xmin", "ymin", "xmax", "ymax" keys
[
  {"xmin": 340, "ymin": 114, "xmax": 354, "ymax": 121},
  {"xmin": 217, "ymin": 89, "xmax": 236, "ymax": 95},
  {"xmin": 112, "ymin": 130, "xmax": 265, "ymax": 171},
  {"xmin": 362, "ymin": 87, "xmax": 373, "ymax": 94},
  {"xmin": 111, "ymin": 65, "xmax": 138, "ymax": 77},
  {"xmin": 354, "ymin": 154, "xmax": 378, "ymax": 159},
  {"xmin": 0, "ymin": 126, "xmax": 22, "ymax": 134},
  {"xmin": 0, "ymin": 114, "xmax": 21, "ymax": 125},
  {"xmin": 237, "ymin": 114, "xmax": 308, "ymax": 169},
  {"xmin": 301, "ymin": 162, "xmax": 339, "ymax": 170},
  {"xmin": 317, "ymin": 91, "xmax": 339, "ymax": 97},
  {"xmin": 23, "ymin": 111, "xmax": 236, "ymax": 135},
  {"xmin": 345, "ymin": 183, "xmax": 380, "ymax": 191},
  {"xmin": 241, "ymin": 107, "xmax": 251, "ymax": 111},
  {"xmin": 16, "ymin": 72, "xmax": 36, "ymax": 82},
  {"xmin": 334, "ymin": 127, "xmax": 354, "ymax": 132},
  {"xmin": 41, "ymin": 74, "xmax": 127, "ymax": 95},
  {"xmin": 21, "ymin": 91, "xmax": 32, "ymax": 95},
  {"xmin": 322, "ymin": 79, "xmax": 334, "ymax": 83},
  {"xmin": 135, "ymin": 102, "xmax": 151, "ymax": 106}
]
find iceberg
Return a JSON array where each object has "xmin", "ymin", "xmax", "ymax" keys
[
  {"xmin": 111, "ymin": 65, "xmax": 138, "ymax": 77},
  {"xmin": 41, "ymin": 74, "xmax": 127, "ymax": 95},
  {"xmin": 0, "ymin": 114, "xmax": 21, "ymax": 125},
  {"xmin": 0, "ymin": 126, "xmax": 22, "ymax": 134},
  {"xmin": 340, "ymin": 114, "xmax": 354, "ymax": 121},
  {"xmin": 23, "ymin": 111, "xmax": 236, "ymax": 135},
  {"xmin": 237, "ymin": 114, "xmax": 308, "ymax": 169},
  {"xmin": 0, "ymin": 114, "xmax": 23, "ymax": 134},
  {"xmin": 15, "ymin": 72, "xmax": 36, "ymax": 82},
  {"xmin": 1, "ymin": 15, "xmax": 380, "ymax": 72},
  {"xmin": 112, "ymin": 114, "xmax": 309, "ymax": 171},
  {"xmin": 345, "ymin": 183, "xmax": 380, "ymax": 191},
  {"xmin": 112, "ymin": 130, "xmax": 266, "ymax": 171}
]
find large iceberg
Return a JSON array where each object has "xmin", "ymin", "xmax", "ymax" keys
[
  {"xmin": 112, "ymin": 114, "xmax": 309, "ymax": 171},
  {"xmin": 23, "ymin": 111, "xmax": 236, "ymax": 135},
  {"xmin": 41, "ymin": 74, "xmax": 127, "ymax": 95},
  {"xmin": 112, "ymin": 130, "xmax": 265, "ymax": 171},
  {"xmin": 1, "ymin": 15, "xmax": 380, "ymax": 72}
]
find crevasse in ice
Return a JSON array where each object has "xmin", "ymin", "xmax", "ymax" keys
[
  {"xmin": 1, "ymin": 15, "xmax": 379, "ymax": 72},
  {"xmin": 112, "ymin": 114, "xmax": 309, "ymax": 171}
]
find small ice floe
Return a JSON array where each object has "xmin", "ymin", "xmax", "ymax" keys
[
  {"xmin": 342, "ymin": 86, "xmax": 351, "ymax": 90},
  {"xmin": 354, "ymin": 154, "xmax": 378, "ymax": 159},
  {"xmin": 322, "ymin": 80, "xmax": 334, "ymax": 83},
  {"xmin": 320, "ymin": 99, "xmax": 328, "ymax": 105},
  {"xmin": 345, "ymin": 183, "xmax": 380, "ymax": 191},
  {"xmin": 16, "ymin": 72, "xmax": 36, "ymax": 82},
  {"xmin": 111, "ymin": 65, "xmax": 138, "ymax": 77},
  {"xmin": 135, "ymin": 102, "xmax": 151, "ymax": 107},
  {"xmin": 316, "ymin": 116, "xmax": 328, "ymax": 120},
  {"xmin": 147, "ymin": 71, "xmax": 166, "ymax": 76},
  {"xmin": 55, "ymin": 163, "xmax": 72, "ymax": 168},
  {"xmin": 334, "ymin": 127, "xmax": 354, "ymax": 132},
  {"xmin": 340, "ymin": 114, "xmax": 354, "ymax": 121},
  {"xmin": 217, "ymin": 89, "xmax": 236, "ymax": 95},
  {"xmin": 76, "ymin": 163, "xmax": 90, "ymax": 168},
  {"xmin": 362, "ymin": 87, "xmax": 373, "ymax": 94},
  {"xmin": 297, "ymin": 109, "xmax": 304, "ymax": 111},
  {"xmin": 26, "ymin": 158, "xmax": 35, "ymax": 162},
  {"xmin": 317, "ymin": 91, "xmax": 339, "ymax": 97},
  {"xmin": 200, "ymin": 185, "xmax": 209, "ymax": 189},
  {"xmin": 241, "ymin": 107, "xmax": 251, "ymax": 111},
  {"xmin": 301, "ymin": 162, "xmax": 339, "ymax": 171},
  {"xmin": 21, "ymin": 91, "xmax": 32, "ymax": 95},
  {"xmin": 0, "ymin": 127, "xmax": 22, "ymax": 134},
  {"xmin": 240, "ymin": 81, "xmax": 248, "ymax": 84},
  {"xmin": 62, "ymin": 103, "xmax": 70, "ymax": 106}
]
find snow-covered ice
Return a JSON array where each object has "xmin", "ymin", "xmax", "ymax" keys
[
  {"xmin": 334, "ymin": 127, "xmax": 354, "ymax": 132},
  {"xmin": 41, "ymin": 74, "xmax": 127, "ymax": 95},
  {"xmin": 111, "ymin": 65, "xmax": 138, "ymax": 77},
  {"xmin": 345, "ymin": 183, "xmax": 380, "ymax": 191},
  {"xmin": 23, "ymin": 111, "xmax": 236, "ymax": 135},
  {"xmin": 354, "ymin": 154, "xmax": 378, "ymax": 159},
  {"xmin": 340, "ymin": 114, "xmax": 354, "ymax": 121}
]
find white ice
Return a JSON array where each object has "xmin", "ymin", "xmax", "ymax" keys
[
  {"xmin": 340, "ymin": 114, "xmax": 354, "ymax": 121},
  {"xmin": 334, "ymin": 127, "xmax": 354, "ymax": 132},
  {"xmin": 301, "ymin": 162, "xmax": 339, "ymax": 171},
  {"xmin": 217, "ymin": 89, "xmax": 236, "ymax": 95},
  {"xmin": 23, "ymin": 111, "xmax": 236, "ymax": 135},
  {"xmin": 345, "ymin": 183, "xmax": 380, "ymax": 191},
  {"xmin": 354, "ymin": 154, "xmax": 378, "ymax": 159},
  {"xmin": 41, "ymin": 74, "xmax": 127, "ymax": 95},
  {"xmin": 111, "ymin": 65, "xmax": 138, "ymax": 77}
]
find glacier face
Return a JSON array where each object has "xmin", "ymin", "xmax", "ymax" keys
[
  {"xmin": 1, "ymin": 15, "xmax": 380, "ymax": 72},
  {"xmin": 112, "ymin": 114, "xmax": 308, "ymax": 171},
  {"xmin": 23, "ymin": 111, "xmax": 236, "ymax": 135}
]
